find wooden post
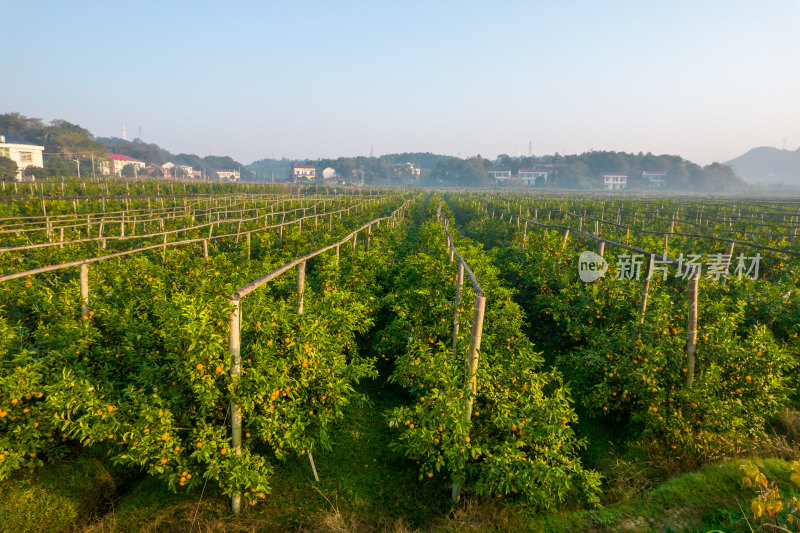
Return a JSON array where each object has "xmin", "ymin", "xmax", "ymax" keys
[
  {"xmin": 452, "ymin": 262, "xmax": 464, "ymax": 353},
  {"xmin": 335, "ymin": 245, "xmax": 340, "ymax": 266},
  {"xmin": 204, "ymin": 240, "xmax": 209, "ymax": 262},
  {"xmin": 296, "ymin": 261, "xmax": 319, "ymax": 481},
  {"xmin": 639, "ymin": 254, "xmax": 654, "ymax": 323},
  {"xmin": 352, "ymin": 231, "xmax": 357, "ymax": 249},
  {"xmin": 366, "ymin": 225, "xmax": 371, "ymax": 252},
  {"xmin": 453, "ymin": 293, "xmax": 486, "ymax": 502},
  {"xmin": 246, "ymin": 233, "xmax": 251, "ymax": 261},
  {"xmin": 59, "ymin": 227, "xmax": 64, "ymax": 249},
  {"xmin": 297, "ymin": 262, "xmax": 306, "ymax": 315},
  {"xmin": 663, "ymin": 233, "xmax": 669, "ymax": 258},
  {"xmin": 597, "ymin": 240, "xmax": 605, "ymax": 256},
  {"xmin": 522, "ymin": 221, "xmax": 527, "ymax": 246},
  {"xmin": 724, "ymin": 241, "xmax": 735, "ymax": 273},
  {"xmin": 464, "ymin": 294, "xmax": 487, "ymax": 420},
  {"xmin": 162, "ymin": 233, "xmax": 168, "ymax": 262},
  {"xmin": 229, "ymin": 298, "xmax": 242, "ymax": 515},
  {"xmin": 80, "ymin": 263, "xmax": 89, "ymax": 318},
  {"xmin": 686, "ymin": 267, "xmax": 700, "ymax": 387},
  {"xmin": 561, "ymin": 228, "xmax": 570, "ymax": 249}
]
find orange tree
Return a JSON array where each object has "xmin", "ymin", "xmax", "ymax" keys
[
  {"xmin": 452, "ymin": 195, "xmax": 798, "ymax": 460},
  {"xmin": 0, "ymin": 198, "xmax": 404, "ymax": 503},
  {"xmin": 375, "ymin": 201, "xmax": 600, "ymax": 509}
]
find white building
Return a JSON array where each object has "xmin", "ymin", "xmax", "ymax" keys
[
  {"xmin": 488, "ymin": 170, "xmax": 512, "ymax": 183},
  {"xmin": 518, "ymin": 168, "xmax": 550, "ymax": 186},
  {"xmin": 216, "ymin": 169, "xmax": 240, "ymax": 181},
  {"xmin": 602, "ymin": 173, "xmax": 628, "ymax": 190},
  {"xmin": 292, "ymin": 163, "xmax": 316, "ymax": 181},
  {"xmin": 105, "ymin": 153, "xmax": 146, "ymax": 176},
  {"xmin": 642, "ymin": 171, "xmax": 666, "ymax": 188},
  {"xmin": 0, "ymin": 135, "xmax": 45, "ymax": 180},
  {"xmin": 161, "ymin": 162, "xmax": 194, "ymax": 179}
]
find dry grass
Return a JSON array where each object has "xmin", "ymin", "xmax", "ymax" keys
[{"xmin": 447, "ymin": 497, "xmax": 526, "ymax": 532}]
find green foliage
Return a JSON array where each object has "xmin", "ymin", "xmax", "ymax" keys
[
  {"xmin": 0, "ymin": 157, "xmax": 17, "ymax": 180},
  {"xmin": 377, "ymin": 209, "xmax": 601, "ymax": 509}
]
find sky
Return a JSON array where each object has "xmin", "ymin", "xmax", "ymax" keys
[{"xmin": 2, "ymin": 0, "xmax": 799, "ymax": 166}]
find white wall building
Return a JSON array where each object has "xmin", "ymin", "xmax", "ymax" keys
[
  {"xmin": 602, "ymin": 173, "xmax": 628, "ymax": 190},
  {"xmin": 0, "ymin": 135, "xmax": 45, "ymax": 180},
  {"xmin": 105, "ymin": 153, "xmax": 146, "ymax": 176},
  {"xmin": 292, "ymin": 164, "xmax": 316, "ymax": 181},
  {"xmin": 518, "ymin": 168, "xmax": 550, "ymax": 186},
  {"xmin": 217, "ymin": 169, "xmax": 240, "ymax": 181},
  {"xmin": 642, "ymin": 171, "xmax": 666, "ymax": 188},
  {"xmin": 488, "ymin": 170, "xmax": 512, "ymax": 183}
]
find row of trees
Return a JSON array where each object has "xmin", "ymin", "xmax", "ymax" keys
[
  {"xmin": 2, "ymin": 112, "xmax": 743, "ymax": 190},
  {"xmin": 256, "ymin": 151, "xmax": 744, "ymax": 191}
]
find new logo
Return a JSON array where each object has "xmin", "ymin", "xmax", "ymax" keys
[{"xmin": 578, "ymin": 251, "xmax": 608, "ymax": 282}]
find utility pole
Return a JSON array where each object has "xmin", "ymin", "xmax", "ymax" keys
[
  {"xmin": 74, "ymin": 159, "xmax": 81, "ymax": 179},
  {"xmin": 91, "ymin": 153, "xmax": 96, "ymax": 179}
]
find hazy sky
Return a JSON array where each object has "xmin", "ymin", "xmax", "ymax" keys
[{"xmin": 2, "ymin": 1, "xmax": 799, "ymax": 165}]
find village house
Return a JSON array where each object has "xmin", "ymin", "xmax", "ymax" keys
[
  {"xmin": 642, "ymin": 171, "xmax": 666, "ymax": 188},
  {"xmin": 518, "ymin": 167, "xmax": 550, "ymax": 186},
  {"xmin": 161, "ymin": 162, "xmax": 194, "ymax": 179},
  {"xmin": 602, "ymin": 173, "xmax": 628, "ymax": 190},
  {"xmin": 391, "ymin": 162, "xmax": 422, "ymax": 182},
  {"xmin": 488, "ymin": 170, "xmax": 512, "ymax": 183},
  {"xmin": 104, "ymin": 153, "xmax": 146, "ymax": 177},
  {"xmin": 292, "ymin": 163, "xmax": 316, "ymax": 181},
  {"xmin": 0, "ymin": 135, "xmax": 45, "ymax": 180},
  {"xmin": 217, "ymin": 169, "xmax": 240, "ymax": 181}
]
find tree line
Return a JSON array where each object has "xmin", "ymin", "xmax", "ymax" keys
[{"xmin": 253, "ymin": 151, "xmax": 745, "ymax": 191}]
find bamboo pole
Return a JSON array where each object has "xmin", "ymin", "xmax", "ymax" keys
[
  {"xmin": 639, "ymin": 254, "xmax": 654, "ymax": 323},
  {"xmin": 522, "ymin": 221, "xmax": 527, "ymax": 248},
  {"xmin": 452, "ymin": 262, "xmax": 464, "ymax": 353},
  {"xmin": 229, "ymin": 298, "xmax": 242, "ymax": 515},
  {"xmin": 80, "ymin": 263, "xmax": 89, "ymax": 318},
  {"xmin": 297, "ymin": 262, "xmax": 306, "ymax": 315},
  {"xmin": 296, "ymin": 261, "xmax": 319, "ymax": 481},
  {"xmin": 464, "ymin": 294, "xmax": 487, "ymax": 420},
  {"xmin": 453, "ymin": 293, "xmax": 487, "ymax": 503},
  {"xmin": 724, "ymin": 241, "xmax": 735, "ymax": 273},
  {"xmin": 686, "ymin": 267, "xmax": 700, "ymax": 387}
]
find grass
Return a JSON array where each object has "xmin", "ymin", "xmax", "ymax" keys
[{"xmin": 0, "ymin": 454, "xmax": 115, "ymax": 533}]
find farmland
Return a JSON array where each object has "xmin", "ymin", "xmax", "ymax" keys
[{"xmin": 1, "ymin": 179, "xmax": 799, "ymax": 532}]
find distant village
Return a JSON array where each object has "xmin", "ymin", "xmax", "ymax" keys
[
  {"xmin": 1, "ymin": 134, "xmax": 674, "ymax": 191},
  {"xmin": 0, "ymin": 135, "xmax": 241, "ymax": 183}
]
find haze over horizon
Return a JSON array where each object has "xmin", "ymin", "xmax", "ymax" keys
[{"xmin": 2, "ymin": 0, "xmax": 799, "ymax": 166}]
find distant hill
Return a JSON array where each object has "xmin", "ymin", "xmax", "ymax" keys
[{"xmin": 726, "ymin": 146, "xmax": 800, "ymax": 185}]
